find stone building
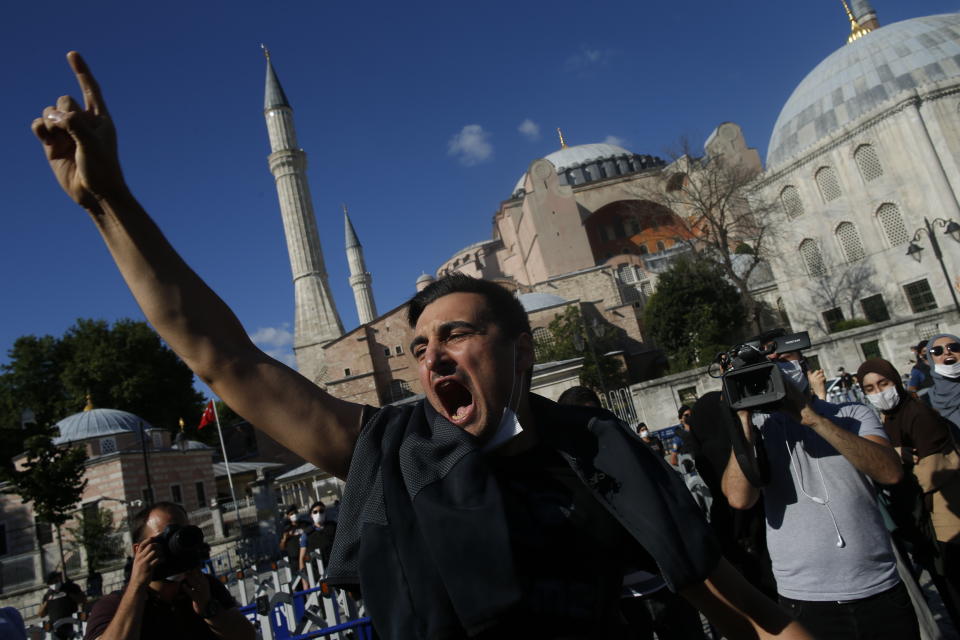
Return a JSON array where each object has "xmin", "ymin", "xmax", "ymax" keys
[
  {"xmin": 751, "ymin": 6, "xmax": 960, "ymax": 374},
  {"xmin": 0, "ymin": 405, "xmax": 216, "ymax": 592},
  {"xmin": 260, "ymin": 3, "xmax": 960, "ymax": 427}
]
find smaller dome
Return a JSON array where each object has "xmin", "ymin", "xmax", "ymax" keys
[
  {"xmin": 518, "ymin": 292, "xmax": 568, "ymax": 312},
  {"xmin": 53, "ymin": 408, "xmax": 152, "ymax": 445},
  {"xmin": 172, "ymin": 438, "xmax": 213, "ymax": 451},
  {"xmin": 416, "ymin": 272, "xmax": 435, "ymax": 284}
]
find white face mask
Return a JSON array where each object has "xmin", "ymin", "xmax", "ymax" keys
[
  {"xmin": 482, "ymin": 345, "xmax": 524, "ymax": 452},
  {"xmin": 867, "ymin": 386, "xmax": 900, "ymax": 411},
  {"xmin": 311, "ymin": 512, "xmax": 325, "ymax": 525},
  {"xmin": 289, "ymin": 515, "xmax": 298, "ymax": 524},
  {"xmin": 639, "ymin": 429, "xmax": 650, "ymax": 438},
  {"xmin": 777, "ymin": 359, "xmax": 809, "ymax": 394},
  {"xmin": 935, "ymin": 362, "xmax": 960, "ymax": 379}
]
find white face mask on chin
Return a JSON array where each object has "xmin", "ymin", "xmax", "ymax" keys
[
  {"xmin": 311, "ymin": 512, "xmax": 325, "ymax": 525},
  {"xmin": 935, "ymin": 362, "xmax": 960, "ymax": 379},
  {"xmin": 867, "ymin": 386, "xmax": 900, "ymax": 411},
  {"xmin": 482, "ymin": 345, "xmax": 524, "ymax": 452}
]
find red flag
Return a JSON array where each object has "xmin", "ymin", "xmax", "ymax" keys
[{"xmin": 198, "ymin": 400, "xmax": 215, "ymax": 430}]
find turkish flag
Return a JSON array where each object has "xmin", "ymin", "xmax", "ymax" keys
[{"xmin": 198, "ymin": 400, "xmax": 216, "ymax": 430}]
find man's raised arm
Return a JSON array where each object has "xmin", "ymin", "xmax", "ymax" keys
[{"xmin": 32, "ymin": 52, "xmax": 363, "ymax": 478}]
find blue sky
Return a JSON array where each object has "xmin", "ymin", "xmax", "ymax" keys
[{"xmin": 2, "ymin": 1, "xmax": 954, "ymax": 382}]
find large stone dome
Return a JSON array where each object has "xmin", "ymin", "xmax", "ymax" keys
[
  {"xmin": 53, "ymin": 408, "xmax": 152, "ymax": 445},
  {"xmin": 767, "ymin": 13, "xmax": 960, "ymax": 168},
  {"xmin": 512, "ymin": 143, "xmax": 664, "ymax": 197}
]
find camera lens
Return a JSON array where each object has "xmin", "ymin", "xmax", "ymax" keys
[{"xmin": 169, "ymin": 525, "xmax": 204, "ymax": 555}]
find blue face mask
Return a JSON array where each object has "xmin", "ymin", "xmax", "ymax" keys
[{"xmin": 777, "ymin": 359, "xmax": 809, "ymax": 394}]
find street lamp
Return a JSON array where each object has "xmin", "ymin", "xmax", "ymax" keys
[{"xmin": 905, "ymin": 217, "xmax": 960, "ymax": 314}]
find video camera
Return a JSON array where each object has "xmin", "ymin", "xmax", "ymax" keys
[
  {"xmin": 151, "ymin": 523, "xmax": 210, "ymax": 580},
  {"xmin": 720, "ymin": 329, "xmax": 811, "ymax": 411}
]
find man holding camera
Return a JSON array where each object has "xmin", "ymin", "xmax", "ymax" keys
[
  {"xmin": 721, "ymin": 336, "xmax": 918, "ymax": 640},
  {"xmin": 83, "ymin": 502, "xmax": 254, "ymax": 640}
]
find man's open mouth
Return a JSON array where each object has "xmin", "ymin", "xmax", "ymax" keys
[{"xmin": 435, "ymin": 378, "xmax": 475, "ymax": 425}]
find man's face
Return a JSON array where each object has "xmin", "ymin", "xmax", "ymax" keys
[
  {"xmin": 929, "ymin": 336, "xmax": 960, "ymax": 366},
  {"xmin": 132, "ymin": 506, "xmax": 188, "ymax": 589},
  {"xmin": 411, "ymin": 292, "xmax": 531, "ymax": 440},
  {"xmin": 680, "ymin": 409, "xmax": 692, "ymax": 429}
]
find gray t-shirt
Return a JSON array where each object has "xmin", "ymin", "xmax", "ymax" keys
[{"xmin": 754, "ymin": 398, "xmax": 899, "ymax": 601}]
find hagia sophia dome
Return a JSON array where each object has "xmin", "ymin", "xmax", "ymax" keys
[
  {"xmin": 767, "ymin": 13, "xmax": 960, "ymax": 168},
  {"xmin": 512, "ymin": 142, "xmax": 665, "ymax": 198},
  {"xmin": 53, "ymin": 407, "xmax": 152, "ymax": 445}
]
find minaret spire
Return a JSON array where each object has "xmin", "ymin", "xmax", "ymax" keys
[
  {"xmin": 343, "ymin": 204, "xmax": 378, "ymax": 325},
  {"xmin": 263, "ymin": 50, "xmax": 343, "ymax": 383},
  {"xmin": 557, "ymin": 128, "xmax": 569, "ymax": 149},
  {"xmin": 841, "ymin": 0, "xmax": 874, "ymax": 43}
]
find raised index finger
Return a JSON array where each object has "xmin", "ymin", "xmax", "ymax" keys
[{"xmin": 66, "ymin": 51, "xmax": 108, "ymax": 116}]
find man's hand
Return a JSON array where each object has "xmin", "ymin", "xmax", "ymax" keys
[
  {"xmin": 807, "ymin": 369, "xmax": 826, "ymax": 400},
  {"xmin": 183, "ymin": 569, "xmax": 212, "ymax": 615},
  {"xmin": 778, "ymin": 380, "xmax": 808, "ymax": 424},
  {"xmin": 128, "ymin": 539, "xmax": 159, "ymax": 592},
  {"xmin": 31, "ymin": 51, "xmax": 128, "ymax": 210}
]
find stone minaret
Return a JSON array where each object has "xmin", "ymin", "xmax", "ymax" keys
[
  {"xmin": 263, "ymin": 48, "xmax": 343, "ymax": 383},
  {"xmin": 344, "ymin": 205, "xmax": 378, "ymax": 324}
]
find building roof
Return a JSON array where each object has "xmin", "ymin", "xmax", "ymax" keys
[
  {"xmin": 276, "ymin": 461, "xmax": 322, "ymax": 482},
  {"xmin": 518, "ymin": 292, "xmax": 569, "ymax": 312},
  {"xmin": 263, "ymin": 56, "xmax": 290, "ymax": 112},
  {"xmin": 53, "ymin": 408, "xmax": 152, "ymax": 445},
  {"xmin": 767, "ymin": 13, "xmax": 960, "ymax": 168},
  {"xmin": 513, "ymin": 142, "xmax": 635, "ymax": 195},
  {"xmin": 213, "ymin": 461, "xmax": 283, "ymax": 477}
]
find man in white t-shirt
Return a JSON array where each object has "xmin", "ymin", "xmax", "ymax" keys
[{"xmin": 722, "ymin": 342, "xmax": 919, "ymax": 640}]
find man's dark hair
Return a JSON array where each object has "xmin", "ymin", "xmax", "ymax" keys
[
  {"xmin": 407, "ymin": 274, "xmax": 531, "ymax": 340},
  {"xmin": 309, "ymin": 501, "xmax": 325, "ymax": 513},
  {"xmin": 131, "ymin": 501, "xmax": 188, "ymax": 543},
  {"xmin": 285, "ymin": 504, "xmax": 299, "ymax": 515},
  {"xmin": 917, "ymin": 339, "xmax": 929, "ymax": 351},
  {"xmin": 677, "ymin": 405, "xmax": 691, "ymax": 420},
  {"xmin": 557, "ymin": 386, "xmax": 602, "ymax": 408},
  {"xmin": 46, "ymin": 571, "xmax": 61, "ymax": 585}
]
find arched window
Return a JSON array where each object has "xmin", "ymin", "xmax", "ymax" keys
[
  {"xmin": 835, "ymin": 222, "xmax": 865, "ymax": 262},
  {"xmin": 638, "ymin": 244, "xmax": 649, "ymax": 255},
  {"xmin": 780, "ymin": 185, "xmax": 804, "ymax": 219},
  {"xmin": 656, "ymin": 240, "xmax": 666, "ymax": 252},
  {"xmin": 876, "ymin": 203, "xmax": 909, "ymax": 246},
  {"xmin": 799, "ymin": 239, "xmax": 827, "ymax": 276},
  {"xmin": 815, "ymin": 166, "xmax": 842, "ymax": 202},
  {"xmin": 666, "ymin": 173, "xmax": 686, "ymax": 192},
  {"xmin": 854, "ymin": 144, "xmax": 883, "ymax": 182},
  {"xmin": 532, "ymin": 327, "xmax": 554, "ymax": 361}
]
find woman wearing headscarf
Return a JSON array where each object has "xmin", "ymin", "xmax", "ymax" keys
[
  {"xmin": 926, "ymin": 332, "xmax": 960, "ymax": 432},
  {"xmin": 857, "ymin": 357, "xmax": 960, "ymax": 619}
]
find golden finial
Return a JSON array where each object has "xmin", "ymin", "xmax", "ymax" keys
[
  {"xmin": 83, "ymin": 393, "xmax": 94, "ymax": 412},
  {"xmin": 261, "ymin": 44, "xmax": 271, "ymax": 61},
  {"xmin": 841, "ymin": 0, "xmax": 872, "ymax": 43},
  {"xmin": 178, "ymin": 417, "xmax": 185, "ymax": 431},
  {"xmin": 557, "ymin": 128, "xmax": 569, "ymax": 149}
]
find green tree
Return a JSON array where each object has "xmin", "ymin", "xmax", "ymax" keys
[
  {"xmin": 537, "ymin": 307, "xmax": 627, "ymax": 393},
  {"xmin": 0, "ymin": 319, "xmax": 204, "ymax": 465},
  {"xmin": 2, "ymin": 429, "xmax": 87, "ymax": 577},
  {"xmin": 68, "ymin": 506, "xmax": 123, "ymax": 572},
  {"xmin": 643, "ymin": 257, "xmax": 747, "ymax": 372}
]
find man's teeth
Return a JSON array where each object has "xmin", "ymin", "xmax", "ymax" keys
[{"xmin": 454, "ymin": 406, "xmax": 468, "ymax": 418}]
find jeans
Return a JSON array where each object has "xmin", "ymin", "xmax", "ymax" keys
[{"xmin": 779, "ymin": 581, "xmax": 919, "ymax": 640}]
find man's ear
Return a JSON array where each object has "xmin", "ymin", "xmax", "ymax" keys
[{"xmin": 516, "ymin": 332, "xmax": 535, "ymax": 373}]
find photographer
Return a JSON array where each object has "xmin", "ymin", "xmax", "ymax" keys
[
  {"xmin": 83, "ymin": 502, "xmax": 254, "ymax": 640},
  {"xmin": 720, "ymin": 337, "xmax": 918, "ymax": 640}
]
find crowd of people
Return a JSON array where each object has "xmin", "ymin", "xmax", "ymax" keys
[
  {"xmin": 610, "ymin": 331, "xmax": 960, "ymax": 640},
  {"xmin": 26, "ymin": 50, "xmax": 960, "ymax": 639}
]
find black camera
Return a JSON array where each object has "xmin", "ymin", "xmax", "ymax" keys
[
  {"xmin": 151, "ymin": 524, "xmax": 210, "ymax": 580},
  {"xmin": 720, "ymin": 330, "xmax": 811, "ymax": 411}
]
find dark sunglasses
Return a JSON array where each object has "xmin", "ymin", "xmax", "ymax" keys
[
  {"xmin": 311, "ymin": 509, "xmax": 324, "ymax": 514},
  {"xmin": 929, "ymin": 343, "xmax": 960, "ymax": 356}
]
